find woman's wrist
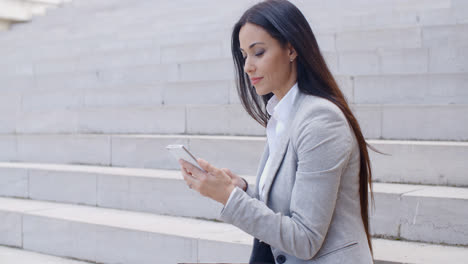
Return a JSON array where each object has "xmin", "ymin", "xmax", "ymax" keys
[
  {"xmin": 222, "ymin": 184, "xmax": 236, "ymax": 205},
  {"xmin": 241, "ymin": 177, "xmax": 248, "ymax": 192}
]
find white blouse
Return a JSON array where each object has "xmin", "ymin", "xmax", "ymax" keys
[
  {"xmin": 258, "ymin": 82, "xmax": 299, "ymax": 200},
  {"xmin": 225, "ymin": 82, "xmax": 299, "ymax": 205}
]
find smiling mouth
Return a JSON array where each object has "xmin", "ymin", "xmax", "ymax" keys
[{"xmin": 251, "ymin": 77, "xmax": 263, "ymax": 85}]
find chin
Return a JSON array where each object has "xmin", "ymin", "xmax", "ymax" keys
[{"xmin": 253, "ymin": 85, "xmax": 270, "ymax": 96}]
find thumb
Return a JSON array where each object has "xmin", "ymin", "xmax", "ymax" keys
[{"xmin": 197, "ymin": 158, "xmax": 219, "ymax": 174}]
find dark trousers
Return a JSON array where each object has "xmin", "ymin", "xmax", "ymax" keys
[{"xmin": 249, "ymin": 238, "xmax": 275, "ymax": 264}]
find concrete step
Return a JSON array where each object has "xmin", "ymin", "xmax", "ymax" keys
[
  {"xmin": 2, "ymin": 42, "xmax": 468, "ymax": 79},
  {"xmin": 22, "ymin": 0, "xmax": 234, "ymax": 28},
  {"xmin": 0, "ymin": 5, "xmax": 237, "ymax": 46},
  {"xmin": 155, "ymin": 46, "xmax": 467, "ymax": 78},
  {"xmin": 297, "ymin": 0, "xmax": 453, "ymax": 13},
  {"xmin": 0, "ymin": 63, "xmax": 177, "ymax": 91},
  {"xmin": 3, "ymin": 0, "xmax": 463, "ymax": 40},
  {"xmin": 0, "ymin": 30, "xmax": 231, "ymax": 63},
  {"xmin": 9, "ymin": 52, "xmax": 466, "ymax": 94},
  {"xmin": 352, "ymin": 104, "xmax": 468, "ymax": 141},
  {"xmin": 0, "ymin": 162, "xmax": 245, "ymax": 219},
  {"xmin": 0, "ymin": 135, "xmax": 467, "ymax": 185},
  {"xmin": 0, "ymin": 245, "xmax": 94, "ymax": 264},
  {"xmin": 1, "ymin": 15, "xmax": 467, "ymax": 55},
  {"xmin": 0, "ymin": 15, "xmax": 467, "ymax": 57},
  {"xmin": 0, "ymin": 162, "xmax": 467, "ymax": 245},
  {"xmin": 1, "ymin": 55, "xmax": 467, "ymax": 112},
  {"xmin": 0, "ymin": 134, "xmax": 266, "ymax": 175},
  {"xmin": 0, "ymin": 0, "xmax": 67, "ymax": 28},
  {"xmin": 371, "ymin": 183, "xmax": 468, "ymax": 245},
  {"xmin": 17, "ymin": 0, "xmax": 62, "ymax": 16},
  {"xmin": 351, "ymin": 73, "xmax": 468, "ymax": 104},
  {"xmin": 3, "ymin": 65, "xmax": 467, "ymax": 105},
  {"xmin": 0, "ymin": 103, "xmax": 466, "ymax": 140},
  {"xmin": 0, "ymin": 42, "xmax": 462, "ymax": 74},
  {"xmin": 0, "ymin": 20, "xmax": 12, "ymax": 32},
  {"xmin": 10, "ymin": 0, "xmax": 457, "ymax": 31},
  {"xmin": 1, "ymin": 104, "xmax": 262, "ymax": 136},
  {"xmin": 4, "ymin": 80, "xmax": 235, "ymax": 110},
  {"xmin": 166, "ymin": 48, "xmax": 467, "ymax": 79},
  {"xmin": 372, "ymin": 238, "xmax": 468, "ymax": 264},
  {"xmin": 0, "ymin": 1, "xmax": 33, "ymax": 22},
  {"xmin": 1, "ymin": 59, "xmax": 466, "ymax": 98},
  {"xmin": 369, "ymin": 140, "xmax": 468, "ymax": 187},
  {"xmin": 0, "ymin": 196, "xmax": 466, "ymax": 263},
  {"xmin": 10, "ymin": 85, "xmax": 166, "ymax": 110},
  {"xmin": 0, "ymin": 196, "xmax": 252, "ymax": 264},
  {"xmin": 336, "ymin": 47, "xmax": 467, "ymax": 75},
  {"xmin": 305, "ymin": 7, "xmax": 468, "ymax": 32},
  {"xmin": 31, "ymin": 47, "xmax": 163, "ymax": 75}
]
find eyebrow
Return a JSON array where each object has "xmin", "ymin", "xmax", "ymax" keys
[{"xmin": 240, "ymin": 42, "xmax": 265, "ymax": 51}]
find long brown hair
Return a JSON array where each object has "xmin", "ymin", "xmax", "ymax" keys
[{"xmin": 231, "ymin": 0, "xmax": 375, "ymax": 255}]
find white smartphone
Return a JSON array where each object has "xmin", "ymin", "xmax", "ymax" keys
[{"xmin": 166, "ymin": 144, "xmax": 206, "ymax": 172}]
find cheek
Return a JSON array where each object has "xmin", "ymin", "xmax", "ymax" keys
[
  {"xmin": 263, "ymin": 55, "xmax": 289, "ymax": 81},
  {"xmin": 258, "ymin": 55, "xmax": 276, "ymax": 77}
]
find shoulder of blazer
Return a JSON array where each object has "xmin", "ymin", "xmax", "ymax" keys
[
  {"xmin": 290, "ymin": 93, "xmax": 352, "ymax": 150},
  {"xmin": 294, "ymin": 93, "xmax": 349, "ymax": 128}
]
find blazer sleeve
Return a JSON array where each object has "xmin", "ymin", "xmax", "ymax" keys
[
  {"xmin": 245, "ymin": 178, "xmax": 257, "ymax": 198},
  {"xmin": 219, "ymin": 106, "xmax": 353, "ymax": 260}
]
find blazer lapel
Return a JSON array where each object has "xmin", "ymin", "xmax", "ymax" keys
[
  {"xmin": 261, "ymin": 129, "xmax": 291, "ymax": 203},
  {"xmin": 260, "ymin": 90, "xmax": 307, "ymax": 204},
  {"xmin": 254, "ymin": 142, "xmax": 269, "ymax": 199}
]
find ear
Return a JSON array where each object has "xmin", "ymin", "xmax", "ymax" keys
[{"xmin": 287, "ymin": 43, "xmax": 297, "ymax": 59}]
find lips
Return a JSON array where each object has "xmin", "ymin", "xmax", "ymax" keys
[{"xmin": 250, "ymin": 77, "xmax": 263, "ymax": 85}]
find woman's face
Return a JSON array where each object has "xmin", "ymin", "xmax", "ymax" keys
[{"xmin": 239, "ymin": 23, "xmax": 297, "ymax": 100}]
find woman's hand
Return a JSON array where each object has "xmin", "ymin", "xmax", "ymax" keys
[
  {"xmin": 220, "ymin": 168, "xmax": 247, "ymax": 192},
  {"xmin": 179, "ymin": 158, "xmax": 236, "ymax": 205}
]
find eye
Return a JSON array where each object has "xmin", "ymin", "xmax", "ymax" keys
[{"xmin": 255, "ymin": 51, "xmax": 265, "ymax": 57}]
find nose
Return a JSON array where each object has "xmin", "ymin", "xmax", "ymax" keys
[{"xmin": 243, "ymin": 57, "xmax": 255, "ymax": 75}]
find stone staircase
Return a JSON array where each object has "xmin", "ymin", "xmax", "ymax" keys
[
  {"xmin": 0, "ymin": 0, "xmax": 467, "ymax": 263},
  {"xmin": 0, "ymin": 0, "xmax": 71, "ymax": 31}
]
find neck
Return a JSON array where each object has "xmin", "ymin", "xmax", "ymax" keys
[
  {"xmin": 274, "ymin": 78, "xmax": 297, "ymax": 101},
  {"xmin": 273, "ymin": 63, "xmax": 298, "ymax": 100}
]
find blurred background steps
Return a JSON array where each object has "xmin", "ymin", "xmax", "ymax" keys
[
  {"xmin": 0, "ymin": 196, "xmax": 466, "ymax": 264},
  {"xmin": 0, "ymin": 0, "xmax": 71, "ymax": 31},
  {"xmin": 0, "ymin": 0, "xmax": 467, "ymax": 263},
  {"xmin": 0, "ymin": 245, "xmax": 94, "ymax": 264},
  {"xmin": 0, "ymin": 162, "xmax": 467, "ymax": 246},
  {"xmin": 1, "ymin": 136, "xmax": 468, "ymax": 185},
  {"xmin": 1, "ymin": 103, "xmax": 467, "ymax": 140}
]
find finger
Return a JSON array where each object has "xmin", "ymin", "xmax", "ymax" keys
[
  {"xmin": 197, "ymin": 158, "xmax": 220, "ymax": 175},
  {"xmin": 182, "ymin": 170, "xmax": 199, "ymax": 189},
  {"xmin": 179, "ymin": 159, "xmax": 204, "ymax": 176},
  {"xmin": 180, "ymin": 165, "xmax": 197, "ymax": 183},
  {"xmin": 180, "ymin": 167, "xmax": 191, "ymax": 178},
  {"xmin": 221, "ymin": 168, "xmax": 233, "ymax": 176},
  {"xmin": 180, "ymin": 164, "xmax": 190, "ymax": 174},
  {"xmin": 180, "ymin": 162, "xmax": 199, "ymax": 182},
  {"xmin": 221, "ymin": 168, "xmax": 234, "ymax": 180},
  {"xmin": 181, "ymin": 165, "xmax": 200, "ymax": 184}
]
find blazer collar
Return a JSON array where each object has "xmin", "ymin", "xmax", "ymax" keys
[{"xmin": 257, "ymin": 89, "xmax": 307, "ymax": 204}]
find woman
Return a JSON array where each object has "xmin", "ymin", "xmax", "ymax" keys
[{"xmin": 178, "ymin": 0, "xmax": 374, "ymax": 263}]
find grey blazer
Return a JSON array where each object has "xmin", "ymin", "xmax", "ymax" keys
[{"xmin": 219, "ymin": 90, "xmax": 374, "ymax": 264}]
